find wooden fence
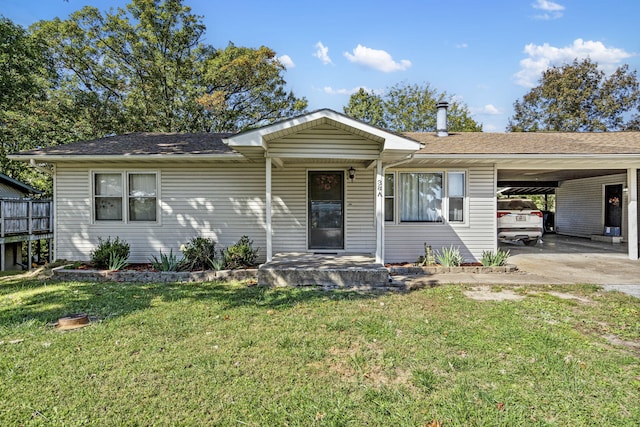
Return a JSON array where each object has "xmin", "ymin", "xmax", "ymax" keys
[{"xmin": 0, "ymin": 199, "xmax": 53, "ymax": 270}]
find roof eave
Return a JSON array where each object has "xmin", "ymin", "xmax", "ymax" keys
[{"xmin": 8, "ymin": 153, "xmax": 247, "ymax": 162}]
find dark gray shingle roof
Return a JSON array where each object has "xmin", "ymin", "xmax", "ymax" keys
[{"xmin": 15, "ymin": 132, "xmax": 237, "ymax": 156}]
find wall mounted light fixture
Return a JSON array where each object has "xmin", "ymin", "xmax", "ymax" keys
[{"xmin": 348, "ymin": 167, "xmax": 356, "ymax": 182}]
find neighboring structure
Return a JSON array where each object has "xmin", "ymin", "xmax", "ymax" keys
[
  {"xmin": 9, "ymin": 108, "xmax": 640, "ymax": 267},
  {"xmin": 0, "ymin": 173, "xmax": 53, "ymax": 270}
]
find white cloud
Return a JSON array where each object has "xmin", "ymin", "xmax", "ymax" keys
[
  {"xmin": 313, "ymin": 42, "xmax": 332, "ymax": 65},
  {"xmin": 322, "ymin": 86, "xmax": 373, "ymax": 95},
  {"xmin": 469, "ymin": 104, "xmax": 502, "ymax": 116},
  {"xmin": 278, "ymin": 54, "xmax": 295, "ymax": 69},
  {"xmin": 343, "ymin": 44, "xmax": 411, "ymax": 72},
  {"xmin": 471, "ymin": 104, "xmax": 502, "ymax": 115},
  {"xmin": 532, "ymin": 0, "xmax": 565, "ymax": 19},
  {"xmin": 514, "ymin": 38, "xmax": 635, "ymax": 87},
  {"xmin": 456, "ymin": 43, "xmax": 468, "ymax": 49}
]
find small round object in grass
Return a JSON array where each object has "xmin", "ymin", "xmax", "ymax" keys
[{"xmin": 55, "ymin": 313, "xmax": 90, "ymax": 330}]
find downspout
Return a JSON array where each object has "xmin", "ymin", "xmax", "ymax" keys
[{"xmin": 30, "ymin": 159, "xmax": 53, "ymax": 176}]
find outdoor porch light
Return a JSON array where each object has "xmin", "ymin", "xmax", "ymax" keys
[{"xmin": 348, "ymin": 167, "xmax": 356, "ymax": 182}]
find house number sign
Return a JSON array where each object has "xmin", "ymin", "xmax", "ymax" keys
[{"xmin": 377, "ymin": 179, "xmax": 383, "ymax": 198}]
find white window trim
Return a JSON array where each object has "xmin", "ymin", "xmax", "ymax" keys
[
  {"xmin": 385, "ymin": 168, "xmax": 469, "ymax": 226},
  {"xmin": 91, "ymin": 170, "xmax": 161, "ymax": 225}
]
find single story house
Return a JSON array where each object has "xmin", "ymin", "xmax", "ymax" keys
[{"xmin": 9, "ymin": 106, "xmax": 640, "ymax": 267}]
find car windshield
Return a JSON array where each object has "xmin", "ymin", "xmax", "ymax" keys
[{"xmin": 497, "ymin": 199, "xmax": 538, "ymax": 210}]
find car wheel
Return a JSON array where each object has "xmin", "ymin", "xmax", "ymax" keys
[{"xmin": 523, "ymin": 239, "xmax": 538, "ymax": 246}]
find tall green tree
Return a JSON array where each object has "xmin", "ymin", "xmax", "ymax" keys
[
  {"xmin": 343, "ymin": 82, "xmax": 482, "ymax": 132},
  {"xmin": 0, "ymin": 17, "xmax": 59, "ymax": 190},
  {"xmin": 34, "ymin": 0, "xmax": 307, "ymax": 134},
  {"xmin": 197, "ymin": 43, "xmax": 308, "ymax": 132},
  {"xmin": 507, "ymin": 58, "xmax": 640, "ymax": 132},
  {"xmin": 343, "ymin": 88, "xmax": 385, "ymax": 128}
]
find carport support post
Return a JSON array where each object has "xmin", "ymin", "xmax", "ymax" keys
[{"xmin": 627, "ymin": 168, "xmax": 638, "ymax": 260}]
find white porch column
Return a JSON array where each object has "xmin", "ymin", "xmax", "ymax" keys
[
  {"xmin": 265, "ymin": 157, "xmax": 273, "ymax": 262},
  {"xmin": 375, "ymin": 160, "xmax": 384, "ymax": 264},
  {"xmin": 627, "ymin": 168, "xmax": 638, "ymax": 260}
]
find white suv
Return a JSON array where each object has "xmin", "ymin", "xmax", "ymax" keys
[{"xmin": 497, "ymin": 199, "xmax": 544, "ymax": 246}]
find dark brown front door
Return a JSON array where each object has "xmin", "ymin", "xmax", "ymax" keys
[{"xmin": 308, "ymin": 171, "xmax": 344, "ymax": 250}]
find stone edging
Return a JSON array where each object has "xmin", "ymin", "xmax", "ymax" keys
[
  {"xmin": 52, "ymin": 265, "xmax": 257, "ymax": 283},
  {"xmin": 388, "ymin": 264, "xmax": 517, "ymax": 275},
  {"xmin": 52, "ymin": 263, "xmax": 517, "ymax": 284}
]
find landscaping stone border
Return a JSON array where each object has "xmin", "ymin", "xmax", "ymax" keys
[
  {"xmin": 52, "ymin": 263, "xmax": 517, "ymax": 284},
  {"xmin": 387, "ymin": 264, "xmax": 517, "ymax": 275},
  {"xmin": 52, "ymin": 266, "xmax": 257, "ymax": 283}
]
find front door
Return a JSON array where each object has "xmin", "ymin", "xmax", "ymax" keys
[
  {"xmin": 308, "ymin": 171, "xmax": 344, "ymax": 250},
  {"xmin": 604, "ymin": 184, "xmax": 623, "ymax": 230}
]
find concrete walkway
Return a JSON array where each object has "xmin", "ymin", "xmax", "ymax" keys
[{"xmin": 401, "ymin": 234, "xmax": 640, "ymax": 298}]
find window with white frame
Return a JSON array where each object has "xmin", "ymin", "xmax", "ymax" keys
[
  {"xmin": 399, "ymin": 172, "xmax": 443, "ymax": 222},
  {"xmin": 94, "ymin": 172, "xmax": 157, "ymax": 222},
  {"xmin": 447, "ymin": 171, "xmax": 465, "ymax": 222},
  {"xmin": 386, "ymin": 170, "xmax": 466, "ymax": 224},
  {"xmin": 384, "ymin": 173, "xmax": 394, "ymax": 221}
]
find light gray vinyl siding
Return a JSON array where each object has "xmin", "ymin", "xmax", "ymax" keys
[
  {"xmin": 384, "ymin": 166, "xmax": 496, "ymax": 263},
  {"xmin": 556, "ymin": 173, "xmax": 627, "ymax": 240},
  {"xmin": 271, "ymin": 166, "xmax": 376, "ymax": 254},
  {"xmin": 54, "ymin": 162, "xmax": 267, "ymax": 263},
  {"xmin": 271, "ymin": 167, "xmax": 307, "ymax": 252},
  {"xmin": 268, "ymin": 124, "xmax": 381, "ymax": 159}
]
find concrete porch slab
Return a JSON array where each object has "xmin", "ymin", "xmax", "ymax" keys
[{"xmin": 258, "ymin": 253, "xmax": 391, "ymax": 288}]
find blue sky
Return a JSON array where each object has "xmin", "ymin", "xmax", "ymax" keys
[{"xmin": 4, "ymin": 0, "xmax": 640, "ymax": 132}]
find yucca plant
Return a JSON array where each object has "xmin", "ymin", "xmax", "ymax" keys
[
  {"xmin": 108, "ymin": 252, "xmax": 129, "ymax": 271},
  {"xmin": 481, "ymin": 249, "xmax": 510, "ymax": 266},
  {"xmin": 150, "ymin": 249, "xmax": 183, "ymax": 272},
  {"xmin": 436, "ymin": 245, "xmax": 464, "ymax": 267}
]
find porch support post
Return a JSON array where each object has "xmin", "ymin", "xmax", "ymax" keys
[
  {"xmin": 266, "ymin": 157, "xmax": 273, "ymax": 262},
  {"xmin": 627, "ymin": 168, "xmax": 638, "ymax": 260},
  {"xmin": 375, "ymin": 160, "xmax": 384, "ymax": 264}
]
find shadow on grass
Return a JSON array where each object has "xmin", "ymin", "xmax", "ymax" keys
[{"xmin": 0, "ymin": 274, "xmax": 386, "ymax": 328}]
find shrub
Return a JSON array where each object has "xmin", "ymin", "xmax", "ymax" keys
[
  {"xmin": 481, "ymin": 249, "xmax": 510, "ymax": 266},
  {"xmin": 222, "ymin": 235, "xmax": 258, "ymax": 269},
  {"xmin": 91, "ymin": 237, "xmax": 130, "ymax": 269},
  {"xmin": 180, "ymin": 237, "xmax": 217, "ymax": 271},
  {"xmin": 436, "ymin": 245, "xmax": 464, "ymax": 267},
  {"xmin": 150, "ymin": 249, "xmax": 183, "ymax": 272}
]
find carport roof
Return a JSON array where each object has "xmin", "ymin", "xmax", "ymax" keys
[{"xmin": 407, "ymin": 131, "xmax": 640, "ymax": 155}]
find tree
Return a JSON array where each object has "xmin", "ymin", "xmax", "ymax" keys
[
  {"xmin": 33, "ymin": 0, "xmax": 307, "ymax": 133},
  {"xmin": 343, "ymin": 82, "xmax": 482, "ymax": 132},
  {"xmin": 343, "ymin": 88, "xmax": 385, "ymax": 128},
  {"xmin": 196, "ymin": 43, "xmax": 308, "ymax": 132},
  {"xmin": 0, "ymin": 17, "xmax": 58, "ymax": 191},
  {"xmin": 507, "ymin": 58, "xmax": 640, "ymax": 132}
]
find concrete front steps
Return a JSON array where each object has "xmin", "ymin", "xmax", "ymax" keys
[{"xmin": 258, "ymin": 253, "xmax": 391, "ymax": 289}]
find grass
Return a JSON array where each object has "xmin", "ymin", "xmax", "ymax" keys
[{"xmin": 1, "ymin": 274, "xmax": 639, "ymax": 426}]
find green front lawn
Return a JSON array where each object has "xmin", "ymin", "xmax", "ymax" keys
[{"xmin": 1, "ymin": 275, "xmax": 639, "ymax": 426}]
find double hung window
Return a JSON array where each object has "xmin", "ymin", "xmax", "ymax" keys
[
  {"xmin": 94, "ymin": 172, "xmax": 157, "ymax": 222},
  {"xmin": 385, "ymin": 170, "xmax": 466, "ymax": 224}
]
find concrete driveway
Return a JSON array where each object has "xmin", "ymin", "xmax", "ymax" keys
[
  {"xmin": 406, "ymin": 234, "xmax": 640, "ymax": 298},
  {"xmin": 502, "ymin": 234, "xmax": 640, "ymax": 297}
]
